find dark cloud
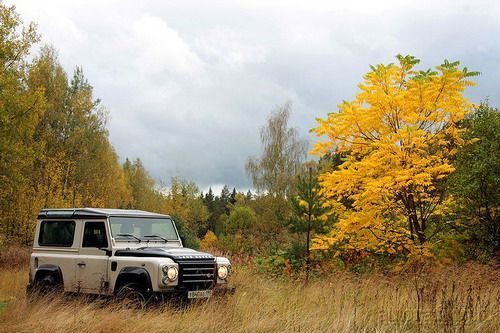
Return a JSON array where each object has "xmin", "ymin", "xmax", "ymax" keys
[{"xmin": 13, "ymin": 0, "xmax": 500, "ymax": 190}]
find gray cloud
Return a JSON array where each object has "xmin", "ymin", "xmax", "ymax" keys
[{"xmin": 13, "ymin": 0, "xmax": 500, "ymax": 191}]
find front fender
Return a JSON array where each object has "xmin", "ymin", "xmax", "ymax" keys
[{"xmin": 114, "ymin": 267, "xmax": 153, "ymax": 294}]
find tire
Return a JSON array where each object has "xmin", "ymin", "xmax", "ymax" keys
[
  {"xmin": 27, "ymin": 275, "xmax": 62, "ymax": 301},
  {"xmin": 115, "ymin": 283, "xmax": 147, "ymax": 309}
]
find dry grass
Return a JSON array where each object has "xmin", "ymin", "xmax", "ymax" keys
[
  {"xmin": 0, "ymin": 263, "xmax": 498, "ymax": 333},
  {"xmin": 0, "ymin": 245, "xmax": 31, "ymax": 269}
]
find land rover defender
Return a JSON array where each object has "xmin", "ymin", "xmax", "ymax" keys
[{"xmin": 27, "ymin": 208, "xmax": 234, "ymax": 305}]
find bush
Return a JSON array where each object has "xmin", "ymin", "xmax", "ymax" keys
[
  {"xmin": 225, "ymin": 206, "xmax": 256, "ymax": 235},
  {"xmin": 255, "ymin": 249, "xmax": 289, "ymax": 279},
  {"xmin": 255, "ymin": 243, "xmax": 316, "ymax": 279},
  {"xmin": 200, "ymin": 230, "xmax": 218, "ymax": 250},
  {"xmin": 217, "ymin": 232, "xmax": 258, "ymax": 255}
]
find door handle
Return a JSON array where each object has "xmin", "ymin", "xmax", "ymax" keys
[{"xmin": 77, "ymin": 262, "xmax": 86, "ymax": 267}]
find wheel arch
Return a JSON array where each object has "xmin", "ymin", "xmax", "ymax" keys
[
  {"xmin": 114, "ymin": 267, "xmax": 153, "ymax": 294},
  {"xmin": 34, "ymin": 264, "xmax": 64, "ymax": 285}
]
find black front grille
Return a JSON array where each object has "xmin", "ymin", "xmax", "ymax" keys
[{"xmin": 177, "ymin": 259, "xmax": 216, "ymax": 290}]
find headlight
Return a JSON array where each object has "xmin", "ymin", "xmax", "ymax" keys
[
  {"xmin": 217, "ymin": 265, "xmax": 229, "ymax": 280},
  {"xmin": 166, "ymin": 266, "xmax": 178, "ymax": 281}
]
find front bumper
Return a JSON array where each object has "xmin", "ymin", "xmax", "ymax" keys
[{"xmin": 152, "ymin": 284, "xmax": 235, "ymax": 302}]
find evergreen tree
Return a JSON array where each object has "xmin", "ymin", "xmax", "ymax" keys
[
  {"xmin": 245, "ymin": 190, "xmax": 253, "ymax": 202},
  {"xmin": 230, "ymin": 187, "xmax": 237, "ymax": 205},
  {"xmin": 283, "ymin": 168, "xmax": 334, "ymax": 283},
  {"xmin": 204, "ymin": 187, "xmax": 215, "ymax": 210},
  {"xmin": 220, "ymin": 185, "xmax": 231, "ymax": 214}
]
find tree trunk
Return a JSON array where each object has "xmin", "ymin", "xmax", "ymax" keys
[
  {"xmin": 306, "ymin": 212, "xmax": 311, "ymax": 285},
  {"xmin": 305, "ymin": 167, "xmax": 312, "ymax": 285},
  {"xmin": 407, "ymin": 193, "xmax": 426, "ymax": 244}
]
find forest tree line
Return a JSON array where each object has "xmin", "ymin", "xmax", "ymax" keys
[{"xmin": 1, "ymin": 5, "xmax": 498, "ymax": 275}]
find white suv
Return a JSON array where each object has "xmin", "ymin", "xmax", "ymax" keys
[{"xmin": 27, "ymin": 208, "xmax": 234, "ymax": 304}]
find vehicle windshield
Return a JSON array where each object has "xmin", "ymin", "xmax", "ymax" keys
[{"xmin": 109, "ymin": 217, "xmax": 179, "ymax": 241}]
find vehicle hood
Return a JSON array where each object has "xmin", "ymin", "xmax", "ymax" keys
[{"xmin": 114, "ymin": 247, "xmax": 214, "ymax": 261}]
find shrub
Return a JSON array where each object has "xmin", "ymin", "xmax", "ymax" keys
[
  {"xmin": 217, "ymin": 233, "xmax": 257, "ymax": 255},
  {"xmin": 200, "ymin": 230, "xmax": 218, "ymax": 250}
]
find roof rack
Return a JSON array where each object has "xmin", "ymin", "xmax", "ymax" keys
[{"xmin": 37, "ymin": 208, "xmax": 170, "ymax": 220}]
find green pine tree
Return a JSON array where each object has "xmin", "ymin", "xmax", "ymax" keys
[{"xmin": 284, "ymin": 167, "xmax": 334, "ymax": 283}]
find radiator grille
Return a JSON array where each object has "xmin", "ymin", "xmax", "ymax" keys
[{"xmin": 177, "ymin": 259, "xmax": 216, "ymax": 290}]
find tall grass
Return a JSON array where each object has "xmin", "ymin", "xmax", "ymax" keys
[{"xmin": 0, "ymin": 262, "xmax": 498, "ymax": 333}]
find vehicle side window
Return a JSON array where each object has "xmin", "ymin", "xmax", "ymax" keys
[
  {"xmin": 39, "ymin": 220, "xmax": 75, "ymax": 247},
  {"xmin": 82, "ymin": 222, "xmax": 108, "ymax": 248}
]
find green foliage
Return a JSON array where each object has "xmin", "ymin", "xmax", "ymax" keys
[
  {"xmin": 448, "ymin": 102, "xmax": 500, "ymax": 257},
  {"xmin": 255, "ymin": 242, "xmax": 345, "ymax": 279},
  {"xmin": 202, "ymin": 185, "xmax": 233, "ymax": 236},
  {"xmin": 245, "ymin": 194, "xmax": 290, "ymax": 248},
  {"xmin": 225, "ymin": 205, "xmax": 257, "ymax": 234},
  {"xmin": 215, "ymin": 205, "xmax": 258, "ymax": 254},
  {"xmin": 283, "ymin": 168, "xmax": 334, "ymax": 235},
  {"xmin": 257, "ymin": 167, "xmax": 336, "ymax": 278},
  {"xmin": 254, "ymin": 249, "xmax": 289, "ymax": 279},
  {"xmin": 171, "ymin": 215, "xmax": 200, "ymax": 250},
  {"xmin": 218, "ymin": 233, "xmax": 258, "ymax": 255}
]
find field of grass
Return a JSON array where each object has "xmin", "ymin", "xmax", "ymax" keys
[{"xmin": 0, "ymin": 260, "xmax": 498, "ymax": 333}]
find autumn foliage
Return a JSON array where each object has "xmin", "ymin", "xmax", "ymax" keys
[{"xmin": 312, "ymin": 55, "xmax": 479, "ymax": 259}]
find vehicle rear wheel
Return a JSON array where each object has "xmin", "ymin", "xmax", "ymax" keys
[
  {"xmin": 115, "ymin": 284, "xmax": 146, "ymax": 309},
  {"xmin": 27, "ymin": 275, "xmax": 63, "ymax": 301}
]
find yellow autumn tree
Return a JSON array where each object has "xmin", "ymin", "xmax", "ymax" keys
[
  {"xmin": 312, "ymin": 55, "xmax": 478, "ymax": 258},
  {"xmin": 200, "ymin": 230, "xmax": 218, "ymax": 251}
]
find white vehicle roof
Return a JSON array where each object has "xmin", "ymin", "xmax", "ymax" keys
[{"xmin": 38, "ymin": 208, "xmax": 171, "ymax": 220}]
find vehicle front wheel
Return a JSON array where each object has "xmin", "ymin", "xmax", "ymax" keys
[{"xmin": 115, "ymin": 284, "xmax": 146, "ymax": 309}]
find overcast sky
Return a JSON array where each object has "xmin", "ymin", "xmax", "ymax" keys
[{"xmin": 12, "ymin": 0, "xmax": 500, "ymax": 193}]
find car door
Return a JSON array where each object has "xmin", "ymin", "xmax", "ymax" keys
[{"xmin": 76, "ymin": 220, "xmax": 110, "ymax": 294}]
